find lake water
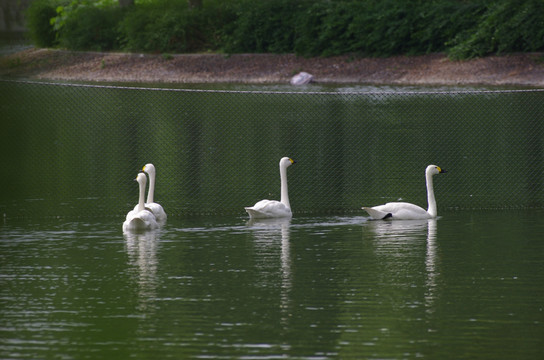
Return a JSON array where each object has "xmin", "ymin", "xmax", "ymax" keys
[
  {"xmin": 1, "ymin": 81, "xmax": 543, "ymax": 218},
  {"xmin": 1, "ymin": 210, "xmax": 543, "ymax": 359},
  {"xmin": 1, "ymin": 80, "xmax": 543, "ymax": 359}
]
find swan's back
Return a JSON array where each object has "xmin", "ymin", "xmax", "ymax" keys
[
  {"xmin": 146, "ymin": 202, "xmax": 167, "ymax": 222},
  {"xmin": 133, "ymin": 202, "xmax": 166, "ymax": 222},
  {"xmin": 365, "ymin": 202, "xmax": 431, "ymax": 220},
  {"xmin": 123, "ymin": 209, "xmax": 158, "ymax": 231},
  {"xmin": 245, "ymin": 199, "xmax": 292, "ymax": 219}
]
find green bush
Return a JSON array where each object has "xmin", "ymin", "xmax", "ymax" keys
[
  {"xmin": 295, "ymin": 0, "xmax": 486, "ymax": 57},
  {"xmin": 410, "ymin": 1, "xmax": 486, "ymax": 55},
  {"xmin": 120, "ymin": 3, "xmax": 186, "ymax": 53},
  {"xmin": 294, "ymin": 1, "xmax": 360, "ymax": 57},
  {"xmin": 24, "ymin": 0, "xmax": 544, "ymax": 59},
  {"xmin": 120, "ymin": 1, "xmax": 234, "ymax": 53},
  {"xmin": 223, "ymin": 0, "xmax": 306, "ymax": 53},
  {"xmin": 26, "ymin": 0, "xmax": 60, "ymax": 48},
  {"xmin": 348, "ymin": 0, "xmax": 416, "ymax": 56},
  {"xmin": 57, "ymin": 5, "xmax": 124, "ymax": 51},
  {"xmin": 448, "ymin": 0, "xmax": 544, "ymax": 59}
]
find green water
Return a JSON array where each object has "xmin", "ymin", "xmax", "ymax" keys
[
  {"xmin": 1, "ymin": 211, "xmax": 543, "ymax": 359},
  {"xmin": 1, "ymin": 81, "xmax": 543, "ymax": 218},
  {"xmin": 1, "ymin": 81, "xmax": 543, "ymax": 358}
]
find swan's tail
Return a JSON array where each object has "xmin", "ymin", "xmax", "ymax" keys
[
  {"xmin": 362, "ymin": 207, "xmax": 391, "ymax": 220},
  {"xmin": 245, "ymin": 207, "xmax": 266, "ymax": 219},
  {"xmin": 123, "ymin": 217, "xmax": 155, "ymax": 232}
]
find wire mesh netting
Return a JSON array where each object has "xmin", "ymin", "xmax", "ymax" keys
[{"xmin": 1, "ymin": 80, "xmax": 543, "ymax": 218}]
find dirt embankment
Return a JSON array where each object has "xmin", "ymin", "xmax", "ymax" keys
[{"xmin": 1, "ymin": 48, "xmax": 544, "ymax": 86}]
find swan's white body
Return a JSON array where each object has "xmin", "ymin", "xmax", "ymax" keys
[
  {"xmin": 124, "ymin": 172, "xmax": 159, "ymax": 231},
  {"xmin": 133, "ymin": 163, "xmax": 167, "ymax": 223},
  {"xmin": 363, "ymin": 165, "xmax": 446, "ymax": 220},
  {"xmin": 245, "ymin": 157, "xmax": 296, "ymax": 219}
]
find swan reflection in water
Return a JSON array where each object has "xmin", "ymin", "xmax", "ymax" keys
[
  {"xmin": 425, "ymin": 219, "xmax": 438, "ymax": 312},
  {"xmin": 364, "ymin": 218, "xmax": 439, "ymax": 312},
  {"xmin": 247, "ymin": 217, "xmax": 292, "ymax": 325},
  {"xmin": 124, "ymin": 229, "xmax": 161, "ymax": 313}
]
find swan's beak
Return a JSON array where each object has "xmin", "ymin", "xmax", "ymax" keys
[
  {"xmin": 290, "ymin": 159, "xmax": 297, "ymax": 164},
  {"xmin": 439, "ymin": 168, "xmax": 447, "ymax": 173}
]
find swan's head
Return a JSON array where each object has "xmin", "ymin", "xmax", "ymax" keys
[
  {"xmin": 143, "ymin": 163, "xmax": 156, "ymax": 176},
  {"xmin": 280, "ymin": 157, "xmax": 296, "ymax": 168},
  {"xmin": 136, "ymin": 171, "xmax": 147, "ymax": 185},
  {"xmin": 426, "ymin": 165, "xmax": 447, "ymax": 176}
]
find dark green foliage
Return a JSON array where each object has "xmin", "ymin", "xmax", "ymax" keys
[
  {"xmin": 410, "ymin": 1, "xmax": 487, "ymax": 55},
  {"xmin": 347, "ymin": 0, "xmax": 417, "ymax": 56},
  {"xmin": 58, "ymin": 5, "xmax": 124, "ymax": 51},
  {"xmin": 448, "ymin": 0, "xmax": 544, "ymax": 59},
  {"xmin": 25, "ymin": 0, "xmax": 59, "ymax": 47},
  {"xmin": 222, "ymin": 0, "xmax": 306, "ymax": 53},
  {"xmin": 120, "ymin": 2, "xmax": 194, "ymax": 53},
  {"xmin": 294, "ymin": 1, "xmax": 362, "ymax": 57},
  {"xmin": 25, "ymin": 0, "xmax": 544, "ymax": 59},
  {"xmin": 295, "ymin": 0, "xmax": 489, "ymax": 57},
  {"xmin": 120, "ymin": 0, "xmax": 235, "ymax": 53}
]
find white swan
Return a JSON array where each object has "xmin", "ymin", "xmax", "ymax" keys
[
  {"xmin": 124, "ymin": 172, "xmax": 159, "ymax": 232},
  {"xmin": 245, "ymin": 157, "xmax": 296, "ymax": 219},
  {"xmin": 362, "ymin": 165, "xmax": 447, "ymax": 220},
  {"xmin": 133, "ymin": 163, "xmax": 167, "ymax": 223}
]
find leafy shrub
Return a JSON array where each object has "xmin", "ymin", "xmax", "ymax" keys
[
  {"xmin": 57, "ymin": 5, "xmax": 124, "ymax": 51},
  {"xmin": 348, "ymin": 0, "xmax": 416, "ymax": 56},
  {"xmin": 25, "ymin": 0, "xmax": 60, "ymax": 48},
  {"xmin": 295, "ymin": 0, "xmax": 483, "ymax": 57},
  {"xmin": 408, "ymin": 1, "xmax": 486, "ymax": 55},
  {"xmin": 24, "ymin": 0, "xmax": 544, "ymax": 59},
  {"xmin": 295, "ymin": 1, "xmax": 361, "ymax": 57},
  {"xmin": 223, "ymin": 0, "xmax": 306, "ymax": 53},
  {"xmin": 448, "ymin": 0, "xmax": 544, "ymax": 59},
  {"xmin": 120, "ymin": 3, "xmax": 190, "ymax": 53},
  {"xmin": 120, "ymin": 1, "xmax": 234, "ymax": 53}
]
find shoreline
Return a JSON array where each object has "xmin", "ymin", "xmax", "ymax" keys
[{"xmin": 1, "ymin": 48, "xmax": 544, "ymax": 86}]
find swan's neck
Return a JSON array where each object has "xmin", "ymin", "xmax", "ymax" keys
[
  {"xmin": 138, "ymin": 177, "xmax": 147, "ymax": 212},
  {"xmin": 280, "ymin": 165, "xmax": 290, "ymax": 209},
  {"xmin": 146, "ymin": 172, "xmax": 155, "ymax": 204},
  {"xmin": 426, "ymin": 172, "xmax": 437, "ymax": 217}
]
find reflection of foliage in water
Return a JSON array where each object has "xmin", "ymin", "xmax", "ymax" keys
[{"xmin": 1, "ymin": 81, "xmax": 542, "ymax": 218}]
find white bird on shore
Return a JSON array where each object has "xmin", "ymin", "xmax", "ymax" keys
[
  {"xmin": 133, "ymin": 163, "xmax": 167, "ymax": 223},
  {"xmin": 245, "ymin": 157, "xmax": 296, "ymax": 219},
  {"xmin": 362, "ymin": 165, "xmax": 447, "ymax": 220},
  {"xmin": 124, "ymin": 172, "xmax": 159, "ymax": 232},
  {"xmin": 290, "ymin": 72, "xmax": 313, "ymax": 85}
]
